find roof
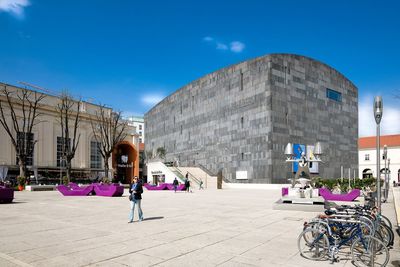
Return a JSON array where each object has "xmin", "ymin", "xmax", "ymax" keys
[
  {"xmin": 145, "ymin": 53, "xmax": 357, "ymax": 116},
  {"xmin": 359, "ymin": 134, "xmax": 400, "ymax": 149}
]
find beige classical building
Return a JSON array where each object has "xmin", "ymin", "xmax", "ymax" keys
[
  {"xmin": 359, "ymin": 135, "xmax": 400, "ymax": 183},
  {"xmin": 0, "ymin": 83, "xmax": 139, "ymax": 183}
]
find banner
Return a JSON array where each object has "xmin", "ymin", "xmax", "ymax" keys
[
  {"xmin": 306, "ymin": 145, "xmax": 319, "ymax": 173},
  {"xmin": 292, "ymin": 144, "xmax": 305, "ymax": 172}
]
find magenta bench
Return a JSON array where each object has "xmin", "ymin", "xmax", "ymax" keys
[
  {"xmin": 0, "ymin": 186, "xmax": 14, "ymax": 203},
  {"xmin": 93, "ymin": 183, "xmax": 124, "ymax": 197},
  {"xmin": 144, "ymin": 183, "xmax": 186, "ymax": 191},
  {"xmin": 319, "ymin": 188, "xmax": 360, "ymax": 202},
  {"xmin": 56, "ymin": 184, "xmax": 94, "ymax": 196}
]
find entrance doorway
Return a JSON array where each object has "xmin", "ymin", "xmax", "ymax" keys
[{"xmin": 112, "ymin": 141, "xmax": 139, "ymax": 184}]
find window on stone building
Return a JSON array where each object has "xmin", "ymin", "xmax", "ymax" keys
[
  {"xmin": 241, "ymin": 153, "xmax": 244, "ymax": 160},
  {"xmin": 57, "ymin": 136, "xmax": 70, "ymax": 167},
  {"xmin": 139, "ymin": 138, "xmax": 142, "ymax": 143},
  {"xmin": 326, "ymin": 88, "xmax": 342, "ymax": 102},
  {"xmin": 16, "ymin": 132, "xmax": 34, "ymax": 166},
  {"xmin": 241, "ymin": 117, "xmax": 244, "ymax": 128},
  {"xmin": 180, "ymin": 125, "xmax": 182, "ymax": 135},
  {"xmin": 365, "ymin": 154, "xmax": 370, "ymax": 161},
  {"xmin": 90, "ymin": 140, "xmax": 102, "ymax": 169},
  {"xmin": 139, "ymin": 125, "xmax": 142, "ymax": 130}
]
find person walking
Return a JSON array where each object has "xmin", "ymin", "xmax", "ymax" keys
[
  {"xmin": 185, "ymin": 178, "xmax": 191, "ymax": 193},
  {"xmin": 128, "ymin": 176, "xmax": 144, "ymax": 223},
  {"xmin": 173, "ymin": 177, "xmax": 179, "ymax": 193},
  {"xmin": 199, "ymin": 179, "xmax": 204, "ymax": 190}
]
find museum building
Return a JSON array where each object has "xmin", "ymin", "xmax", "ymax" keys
[
  {"xmin": 0, "ymin": 83, "xmax": 139, "ymax": 183},
  {"xmin": 145, "ymin": 54, "xmax": 358, "ymax": 183}
]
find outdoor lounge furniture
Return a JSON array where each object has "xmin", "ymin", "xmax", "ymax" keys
[
  {"xmin": 56, "ymin": 184, "xmax": 94, "ymax": 196},
  {"xmin": 319, "ymin": 188, "xmax": 360, "ymax": 202},
  {"xmin": 144, "ymin": 183, "xmax": 186, "ymax": 191},
  {"xmin": 93, "ymin": 183, "xmax": 124, "ymax": 197},
  {"xmin": 0, "ymin": 185, "xmax": 14, "ymax": 203}
]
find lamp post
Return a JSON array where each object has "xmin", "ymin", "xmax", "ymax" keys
[
  {"xmin": 386, "ymin": 158, "xmax": 390, "ymax": 200},
  {"xmin": 374, "ymin": 96, "xmax": 383, "ymax": 212},
  {"xmin": 383, "ymin": 145, "xmax": 387, "ymax": 202}
]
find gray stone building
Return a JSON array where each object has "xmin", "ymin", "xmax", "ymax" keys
[{"xmin": 145, "ymin": 54, "xmax": 358, "ymax": 183}]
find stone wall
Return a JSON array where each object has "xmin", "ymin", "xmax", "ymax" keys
[{"xmin": 145, "ymin": 54, "xmax": 358, "ymax": 183}]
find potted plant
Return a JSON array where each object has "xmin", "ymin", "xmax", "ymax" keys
[{"xmin": 17, "ymin": 176, "xmax": 26, "ymax": 191}]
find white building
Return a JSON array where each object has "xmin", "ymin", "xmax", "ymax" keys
[
  {"xmin": 127, "ymin": 116, "xmax": 144, "ymax": 144},
  {"xmin": 359, "ymin": 134, "xmax": 400, "ymax": 183}
]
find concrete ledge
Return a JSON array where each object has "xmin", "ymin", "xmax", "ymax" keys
[
  {"xmin": 223, "ymin": 183, "xmax": 291, "ymax": 190},
  {"xmin": 393, "ymin": 187, "xmax": 400, "ymax": 227},
  {"xmin": 273, "ymin": 199, "xmax": 324, "ymax": 212},
  {"xmin": 25, "ymin": 185, "xmax": 56, "ymax": 191}
]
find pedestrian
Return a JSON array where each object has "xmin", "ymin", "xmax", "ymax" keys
[
  {"xmin": 128, "ymin": 176, "xmax": 144, "ymax": 223},
  {"xmin": 185, "ymin": 172, "xmax": 189, "ymax": 179},
  {"xmin": 199, "ymin": 179, "xmax": 204, "ymax": 190},
  {"xmin": 173, "ymin": 177, "xmax": 179, "ymax": 193},
  {"xmin": 185, "ymin": 178, "xmax": 191, "ymax": 193}
]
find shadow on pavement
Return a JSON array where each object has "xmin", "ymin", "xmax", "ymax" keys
[{"xmin": 143, "ymin": 216, "xmax": 164, "ymax": 221}]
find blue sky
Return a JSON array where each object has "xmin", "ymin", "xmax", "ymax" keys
[{"xmin": 1, "ymin": 0, "xmax": 399, "ymax": 136}]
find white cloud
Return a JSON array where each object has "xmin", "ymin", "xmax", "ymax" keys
[
  {"xmin": 141, "ymin": 94, "xmax": 164, "ymax": 106},
  {"xmin": 203, "ymin": 36, "xmax": 213, "ymax": 42},
  {"xmin": 230, "ymin": 41, "xmax": 245, "ymax": 53},
  {"xmin": 359, "ymin": 95, "xmax": 400, "ymax": 137},
  {"xmin": 203, "ymin": 36, "xmax": 246, "ymax": 53},
  {"xmin": 216, "ymin": 42, "xmax": 228, "ymax": 50},
  {"xmin": 0, "ymin": 0, "xmax": 30, "ymax": 18}
]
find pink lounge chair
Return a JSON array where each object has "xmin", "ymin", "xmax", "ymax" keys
[
  {"xmin": 56, "ymin": 184, "xmax": 94, "ymax": 196},
  {"xmin": 0, "ymin": 186, "xmax": 14, "ymax": 203},
  {"xmin": 93, "ymin": 183, "xmax": 124, "ymax": 197},
  {"xmin": 319, "ymin": 188, "xmax": 360, "ymax": 202},
  {"xmin": 144, "ymin": 183, "xmax": 186, "ymax": 191}
]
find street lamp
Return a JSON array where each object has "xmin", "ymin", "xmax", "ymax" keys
[
  {"xmin": 383, "ymin": 145, "xmax": 387, "ymax": 202},
  {"xmin": 386, "ymin": 158, "xmax": 390, "ymax": 200},
  {"xmin": 374, "ymin": 96, "xmax": 383, "ymax": 212}
]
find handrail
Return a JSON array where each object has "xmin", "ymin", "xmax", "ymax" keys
[
  {"xmin": 170, "ymin": 167, "xmax": 201, "ymax": 186},
  {"xmin": 198, "ymin": 164, "xmax": 230, "ymax": 183},
  {"xmin": 197, "ymin": 164, "xmax": 216, "ymax": 177}
]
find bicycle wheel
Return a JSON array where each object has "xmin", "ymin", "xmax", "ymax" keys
[
  {"xmin": 380, "ymin": 214, "xmax": 393, "ymax": 229},
  {"xmin": 297, "ymin": 228, "xmax": 329, "ymax": 260},
  {"xmin": 351, "ymin": 235, "xmax": 389, "ymax": 267},
  {"xmin": 377, "ymin": 223, "xmax": 394, "ymax": 247}
]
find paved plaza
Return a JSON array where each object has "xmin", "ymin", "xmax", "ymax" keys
[{"xmin": 0, "ymin": 188, "xmax": 399, "ymax": 267}]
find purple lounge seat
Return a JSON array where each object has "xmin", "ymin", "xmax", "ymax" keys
[
  {"xmin": 281, "ymin": 187, "xmax": 289, "ymax": 196},
  {"xmin": 319, "ymin": 188, "xmax": 360, "ymax": 202},
  {"xmin": 93, "ymin": 183, "xmax": 124, "ymax": 197},
  {"xmin": 0, "ymin": 185, "xmax": 14, "ymax": 203},
  {"xmin": 56, "ymin": 184, "xmax": 94, "ymax": 196},
  {"xmin": 144, "ymin": 183, "xmax": 186, "ymax": 191}
]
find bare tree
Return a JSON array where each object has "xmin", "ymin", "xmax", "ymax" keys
[
  {"xmin": 90, "ymin": 106, "xmax": 127, "ymax": 180},
  {"xmin": 0, "ymin": 85, "xmax": 45, "ymax": 178},
  {"xmin": 57, "ymin": 92, "xmax": 81, "ymax": 182}
]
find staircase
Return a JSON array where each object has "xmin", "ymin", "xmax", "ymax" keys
[{"xmin": 174, "ymin": 167, "xmax": 217, "ymax": 190}]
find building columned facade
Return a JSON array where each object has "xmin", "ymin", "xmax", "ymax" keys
[
  {"xmin": 0, "ymin": 83, "xmax": 139, "ymax": 183},
  {"xmin": 145, "ymin": 54, "xmax": 358, "ymax": 183}
]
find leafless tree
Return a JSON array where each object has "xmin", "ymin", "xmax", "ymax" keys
[
  {"xmin": 90, "ymin": 106, "xmax": 127, "ymax": 180},
  {"xmin": 0, "ymin": 85, "xmax": 45, "ymax": 178},
  {"xmin": 57, "ymin": 92, "xmax": 81, "ymax": 182}
]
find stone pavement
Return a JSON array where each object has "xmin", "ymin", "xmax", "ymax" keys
[{"xmin": 0, "ymin": 188, "xmax": 399, "ymax": 267}]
